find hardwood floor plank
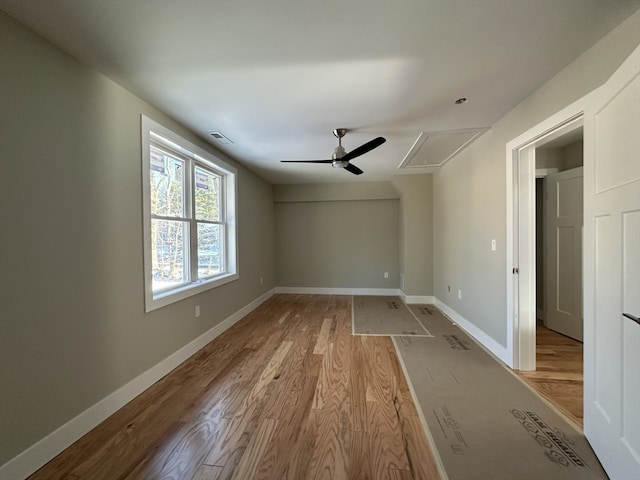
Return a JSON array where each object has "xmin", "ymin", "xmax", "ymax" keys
[
  {"xmin": 283, "ymin": 406, "xmax": 320, "ymax": 480},
  {"xmin": 203, "ymin": 413, "xmax": 255, "ymax": 469},
  {"xmin": 363, "ymin": 336, "xmax": 396, "ymax": 404},
  {"xmin": 229, "ymin": 418, "xmax": 277, "ymax": 480},
  {"xmin": 326, "ymin": 310, "xmax": 352, "ymax": 407},
  {"xmin": 389, "ymin": 468, "xmax": 414, "ymax": 480},
  {"xmin": 65, "ymin": 386, "xmax": 205, "ymax": 480},
  {"xmin": 367, "ymin": 401, "xmax": 411, "ymax": 477},
  {"xmin": 219, "ymin": 341, "xmax": 292, "ymax": 420},
  {"xmin": 349, "ymin": 336, "xmax": 369, "ymax": 433},
  {"xmin": 398, "ymin": 415, "xmax": 442, "ymax": 480},
  {"xmin": 346, "ymin": 431, "xmax": 372, "ymax": 480},
  {"xmin": 27, "ymin": 295, "xmax": 441, "ymax": 480},
  {"xmin": 312, "ymin": 342, "xmax": 334, "ymax": 410},
  {"xmin": 67, "ymin": 420, "xmax": 183, "ymax": 480},
  {"xmin": 192, "ymin": 465, "xmax": 223, "ymax": 480},
  {"xmin": 515, "ymin": 324, "xmax": 583, "ymax": 425},
  {"xmin": 278, "ymin": 309, "xmax": 292, "ymax": 324},
  {"xmin": 313, "ymin": 317, "xmax": 333, "ymax": 355},
  {"xmin": 204, "ymin": 341, "xmax": 293, "ymax": 467},
  {"xmin": 387, "ymin": 352, "xmax": 419, "ymax": 419},
  {"xmin": 266, "ymin": 332, "xmax": 320, "ymax": 414},
  {"xmin": 254, "ymin": 373, "xmax": 318, "ymax": 479},
  {"xmin": 179, "ymin": 349, "xmax": 255, "ymax": 423},
  {"xmin": 307, "ymin": 406, "xmax": 350, "ymax": 480},
  {"xmin": 252, "ymin": 340, "xmax": 294, "ymax": 396},
  {"xmin": 123, "ymin": 417, "xmax": 219, "ymax": 480}
]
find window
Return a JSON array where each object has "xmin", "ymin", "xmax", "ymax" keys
[{"xmin": 141, "ymin": 115, "xmax": 237, "ymax": 311}]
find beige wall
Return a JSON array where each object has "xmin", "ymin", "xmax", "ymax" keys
[
  {"xmin": 433, "ymin": 9, "xmax": 640, "ymax": 347},
  {"xmin": 391, "ymin": 175, "xmax": 434, "ymax": 297},
  {"xmin": 273, "ymin": 181, "xmax": 397, "ymax": 203},
  {"xmin": 536, "ymin": 140, "xmax": 584, "ymax": 172},
  {"xmin": 274, "ymin": 183, "xmax": 400, "ymax": 289},
  {"xmin": 274, "ymin": 177, "xmax": 434, "ymax": 295},
  {"xmin": 0, "ymin": 11, "xmax": 275, "ymax": 465}
]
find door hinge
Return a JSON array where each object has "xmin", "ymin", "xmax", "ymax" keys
[{"xmin": 513, "ymin": 267, "xmax": 519, "ymax": 274}]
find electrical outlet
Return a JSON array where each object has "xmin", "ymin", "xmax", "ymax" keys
[
  {"xmin": 260, "ymin": 276, "xmax": 263, "ymax": 284},
  {"xmin": 458, "ymin": 290, "xmax": 462, "ymax": 299},
  {"xmin": 195, "ymin": 305, "xmax": 200, "ymax": 317},
  {"xmin": 491, "ymin": 239, "xmax": 497, "ymax": 251},
  {"xmin": 384, "ymin": 272, "xmax": 389, "ymax": 279}
]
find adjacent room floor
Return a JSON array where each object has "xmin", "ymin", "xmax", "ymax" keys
[{"xmin": 515, "ymin": 324, "xmax": 584, "ymax": 427}]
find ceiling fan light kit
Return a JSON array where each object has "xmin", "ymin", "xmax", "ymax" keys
[{"xmin": 281, "ymin": 128, "xmax": 386, "ymax": 175}]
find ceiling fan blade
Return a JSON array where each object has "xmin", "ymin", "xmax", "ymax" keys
[
  {"xmin": 344, "ymin": 163, "xmax": 363, "ymax": 175},
  {"xmin": 280, "ymin": 159, "xmax": 333, "ymax": 164},
  {"xmin": 341, "ymin": 136, "xmax": 386, "ymax": 162}
]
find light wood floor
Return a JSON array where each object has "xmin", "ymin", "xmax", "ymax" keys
[
  {"xmin": 29, "ymin": 294, "xmax": 441, "ymax": 480},
  {"xmin": 515, "ymin": 324, "xmax": 584, "ymax": 427}
]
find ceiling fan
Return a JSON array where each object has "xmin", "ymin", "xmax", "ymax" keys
[{"xmin": 280, "ymin": 128, "xmax": 386, "ymax": 175}]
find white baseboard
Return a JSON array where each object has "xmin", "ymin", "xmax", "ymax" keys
[
  {"xmin": 0, "ymin": 288, "xmax": 275, "ymax": 480},
  {"xmin": 276, "ymin": 286, "xmax": 402, "ymax": 296},
  {"xmin": 274, "ymin": 287, "xmax": 432, "ymax": 302},
  {"xmin": 433, "ymin": 298, "xmax": 510, "ymax": 365},
  {"xmin": 400, "ymin": 294, "xmax": 434, "ymax": 305}
]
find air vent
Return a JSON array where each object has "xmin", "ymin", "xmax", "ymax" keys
[{"xmin": 208, "ymin": 131, "xmax": 233, "ymax": 144}]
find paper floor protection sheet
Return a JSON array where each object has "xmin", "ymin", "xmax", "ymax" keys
[
  {"xmin": 352, "ymin": 295, "xmax": 432, "ymax": 336},
  {"xmin": 394, "ymin": 305, "xmax": 608, "ymax": 480}
]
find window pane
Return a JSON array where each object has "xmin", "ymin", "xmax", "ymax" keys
[
  {"xmin": 198, "ymin": 223, "xmax": 224, "ymax": 278},
  {"xmin": 194, "ymin": 166, "xmax": 220, "ymax": 221},
  {"xmin": 150, "ymin": 146, "xmax": 185, "ymax": 217},
  {"xmin": 151, "ymin": 219, "xmax": 188, "ymax": 292}
]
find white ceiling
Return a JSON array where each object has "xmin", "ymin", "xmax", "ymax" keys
[{"xmin": 2, "ymin": 0, "xmax": 638, "ymax": 184}]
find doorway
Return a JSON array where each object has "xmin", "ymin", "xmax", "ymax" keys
[
  {"xmin": 535, "ymin": 129, "xmax": 584, "ymax": 341},
  {"xmin": 508, "ymin": 114, "xmax": 585, "ymax": 425},
  {"xmin": 506, "ymin": 111, "xmax": 584, "ymax": 372},
  {"xmin": 522, "ymin": 131, "xmax": 585, "ymax": 424}
]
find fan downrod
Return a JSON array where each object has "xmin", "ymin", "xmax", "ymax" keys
[{"xmin": 332, "ymin": 128, "xmax": 347, "ymax": 163}]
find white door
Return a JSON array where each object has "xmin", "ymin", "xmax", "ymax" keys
[
  {"xmin": 544, "ymin": 167, "xmax": 583, "ymax": 341},
  {"xmin": 583, "ymin": 44, "xmax": 640, "ymax": 479}
]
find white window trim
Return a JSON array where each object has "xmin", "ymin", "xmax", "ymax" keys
[{"xmin": 141, "ymin": 115, "xmax": 238, "ymax": 312}]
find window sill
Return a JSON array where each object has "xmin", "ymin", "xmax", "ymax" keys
[{"xmin": 145, "ymin": 272, "xmax": 239, "ymax": 312}]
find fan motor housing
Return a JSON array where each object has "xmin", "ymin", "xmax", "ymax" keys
[
  {"xmin": 332, "ymin": 159, "xmax": 349, "ymax": 169},
  {"xmin": 332, "ymin": 145, "xmax": 346, "ymax": 159}
]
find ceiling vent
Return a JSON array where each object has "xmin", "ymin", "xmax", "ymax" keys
[
  {"xmin": 399, "ymin": 128, "xmax": 489, "ymax": 169},
  {"xmin": 208, "ymin": 131, "xmax": 233, "ymax": 144}
]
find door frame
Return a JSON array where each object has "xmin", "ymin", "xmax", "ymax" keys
[{"xmin": 505, "ymin": 95, "xmax": 593, "ymax": 370}]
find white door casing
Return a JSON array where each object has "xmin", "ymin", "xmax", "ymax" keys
[
  {"xmin": 544, "ymin": 167, "xmax": 584, "ymax": 341},
  {"xmin": 583, "ymin": 43, "xmax": 640, "ymax": 479},
  {"xmin": 507, "ymin": 113, "xmax": 584, "ymax": 371}
]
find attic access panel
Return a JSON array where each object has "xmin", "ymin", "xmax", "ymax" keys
[{"xmin": 399, "ymin": 129, "xmax": 488, "ymax": 169}]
